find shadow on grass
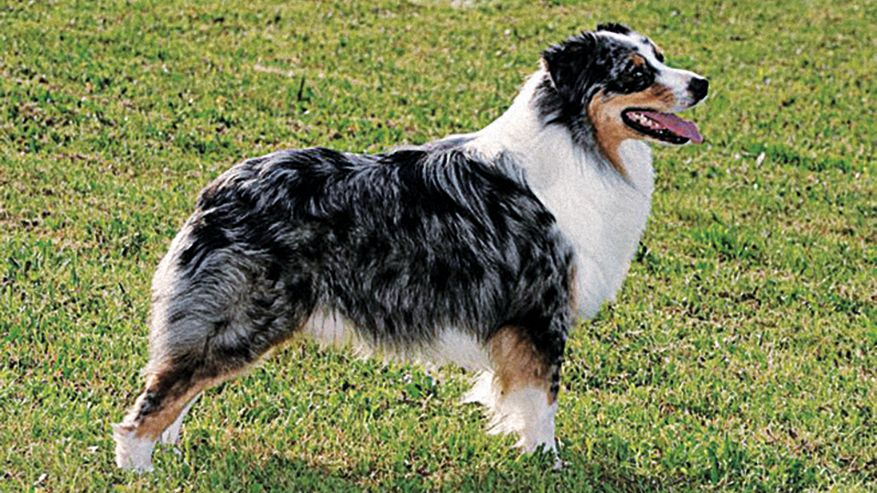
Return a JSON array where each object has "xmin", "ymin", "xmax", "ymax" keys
[
  {"xmin": 148, "ymin": 446, "xmax": 364, "ymax": 492},
  {"xmin": 152, "ymin": 440, "xmax": 689, "ymax": 493}
]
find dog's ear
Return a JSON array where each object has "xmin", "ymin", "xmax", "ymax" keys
[
  {"xmin": 542, "ymin": 32, "xmax": 598, "ymax": 105},
  {"xmin": 596, "ymin": 22, "xmax": 632, "ymax": 35}
]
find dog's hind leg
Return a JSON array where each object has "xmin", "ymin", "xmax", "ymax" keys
[
  {"xmin": 113, "ymin": 357, "xmax": 226, "ymax": 472},
  {"xmin": 114, "ymin": 251, "xmax": 315, "ymax": 472},
  {"xmin": 113, "ymin": 313, "xmax": 309, "ymax": 471}
]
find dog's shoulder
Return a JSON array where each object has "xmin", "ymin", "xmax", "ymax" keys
[{"xmin": 382, "ymin": 141, "xmax": 542, "ymax": 207}]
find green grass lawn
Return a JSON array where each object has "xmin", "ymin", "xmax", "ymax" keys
[{"xmin": 1, "ymin": 0, "xmax": 874, "ymax": 491}]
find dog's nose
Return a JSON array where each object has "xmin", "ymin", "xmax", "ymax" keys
[{"xmin": 688, "ymin": 77, "xmax": 709, "ymax": 101}]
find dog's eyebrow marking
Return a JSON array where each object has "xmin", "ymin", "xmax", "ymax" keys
[
  {"xmin": 646, "ymin": 39, "xmax": 665, "ymax": 62},
  {"xmin": 636, "ymin": 36, "xmax": 665, "ymax": 62}
]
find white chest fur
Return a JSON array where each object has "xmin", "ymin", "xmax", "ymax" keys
[
  {"xmin": 467, "ymin": 70, "xmax": 655, "ymax": 319},
  {"xmin": 533, "ymin": 140, "xmax": 653, "ymax": 318}
]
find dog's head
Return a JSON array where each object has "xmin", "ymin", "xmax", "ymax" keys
[{"xmin": 540, "ymin": 24, "xmax": 708, "ymax": 150}]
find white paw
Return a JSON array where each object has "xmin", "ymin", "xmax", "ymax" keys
[
  {"xmin": 112, "ymin": 423, "xmax": 156, "ymax": 473},
  {"xmin": 519, "ymin": 439, "xmax": 564, "ymax": 470}
]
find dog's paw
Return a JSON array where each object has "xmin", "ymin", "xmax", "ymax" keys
[{"xmin": 112, "ymin": 423, "xmax": 156, "ymax": 473}]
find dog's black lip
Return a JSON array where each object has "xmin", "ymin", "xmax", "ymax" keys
[{"xmin": 622, "ymin": 108, "xmax": 690, "ymax": 145}]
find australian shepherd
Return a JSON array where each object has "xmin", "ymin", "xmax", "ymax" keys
[{"xmin": 114, "ymin": 23, "xmax": 708, "ymax": 471}]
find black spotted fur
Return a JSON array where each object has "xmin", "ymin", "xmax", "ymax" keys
[{"xmin": 158, "ymin": 144, "xmax": 573, "ymax": 378}]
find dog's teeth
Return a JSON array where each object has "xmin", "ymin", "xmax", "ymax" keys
[{"xmin": 629, "ymin": 112, "xmax": 663, "ymax": 131}]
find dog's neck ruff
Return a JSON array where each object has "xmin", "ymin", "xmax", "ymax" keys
[{"xmin": 466, "ymin": 69, "xmax": 655, "ymax": 319}]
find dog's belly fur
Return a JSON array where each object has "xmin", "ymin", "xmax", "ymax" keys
[{"xmin": 305, "ymin": 309, "xmax": 493, "ymax": 371}]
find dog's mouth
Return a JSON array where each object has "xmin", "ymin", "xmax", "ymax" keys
[{"xmin": 622, "ymin": 108, "xmax": 703, "ymax": 145}]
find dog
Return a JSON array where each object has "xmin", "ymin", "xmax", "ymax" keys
[{"xmin": 114, "ymin": 23, "xmax": 708, "ymax": 472}]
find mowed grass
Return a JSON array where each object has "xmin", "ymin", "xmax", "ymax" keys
[{"xmin": 1, "ymin": 0, "xmax": 874, "ymax": 491}]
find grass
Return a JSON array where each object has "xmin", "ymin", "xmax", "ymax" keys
[{"xmin": 1, "ymin": 0, "xmax": 874, "ymax": 491}]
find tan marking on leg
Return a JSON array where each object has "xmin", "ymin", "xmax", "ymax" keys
[
  {"xmin": 126, "ymin": 363, "xmax": 250, "ymax": 440},
  {"xmin": 132, "ymin": 382, "xmax": 206, "ymax": 439},
  {"xmin": 489, "ymin": 326, "xmax": 552, "ymax": 403}
]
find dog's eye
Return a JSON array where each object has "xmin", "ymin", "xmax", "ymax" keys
[{"xmin": 615, "ymin": 64, "xmax": 653, "ymax": 92}]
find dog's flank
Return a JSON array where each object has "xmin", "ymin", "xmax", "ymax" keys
[{"xmin": 114, "ymin": 24, "xmax": 708, "ymax": 472}]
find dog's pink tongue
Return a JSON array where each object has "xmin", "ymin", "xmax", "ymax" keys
[{"xmin": 643, "ymin": 111, "xmax": 704, "ymax": 144}]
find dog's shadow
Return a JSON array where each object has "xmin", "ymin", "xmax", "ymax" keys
[{"xmin": 146, "ymin": 439, "xmax": 685, "ymax": 492}]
